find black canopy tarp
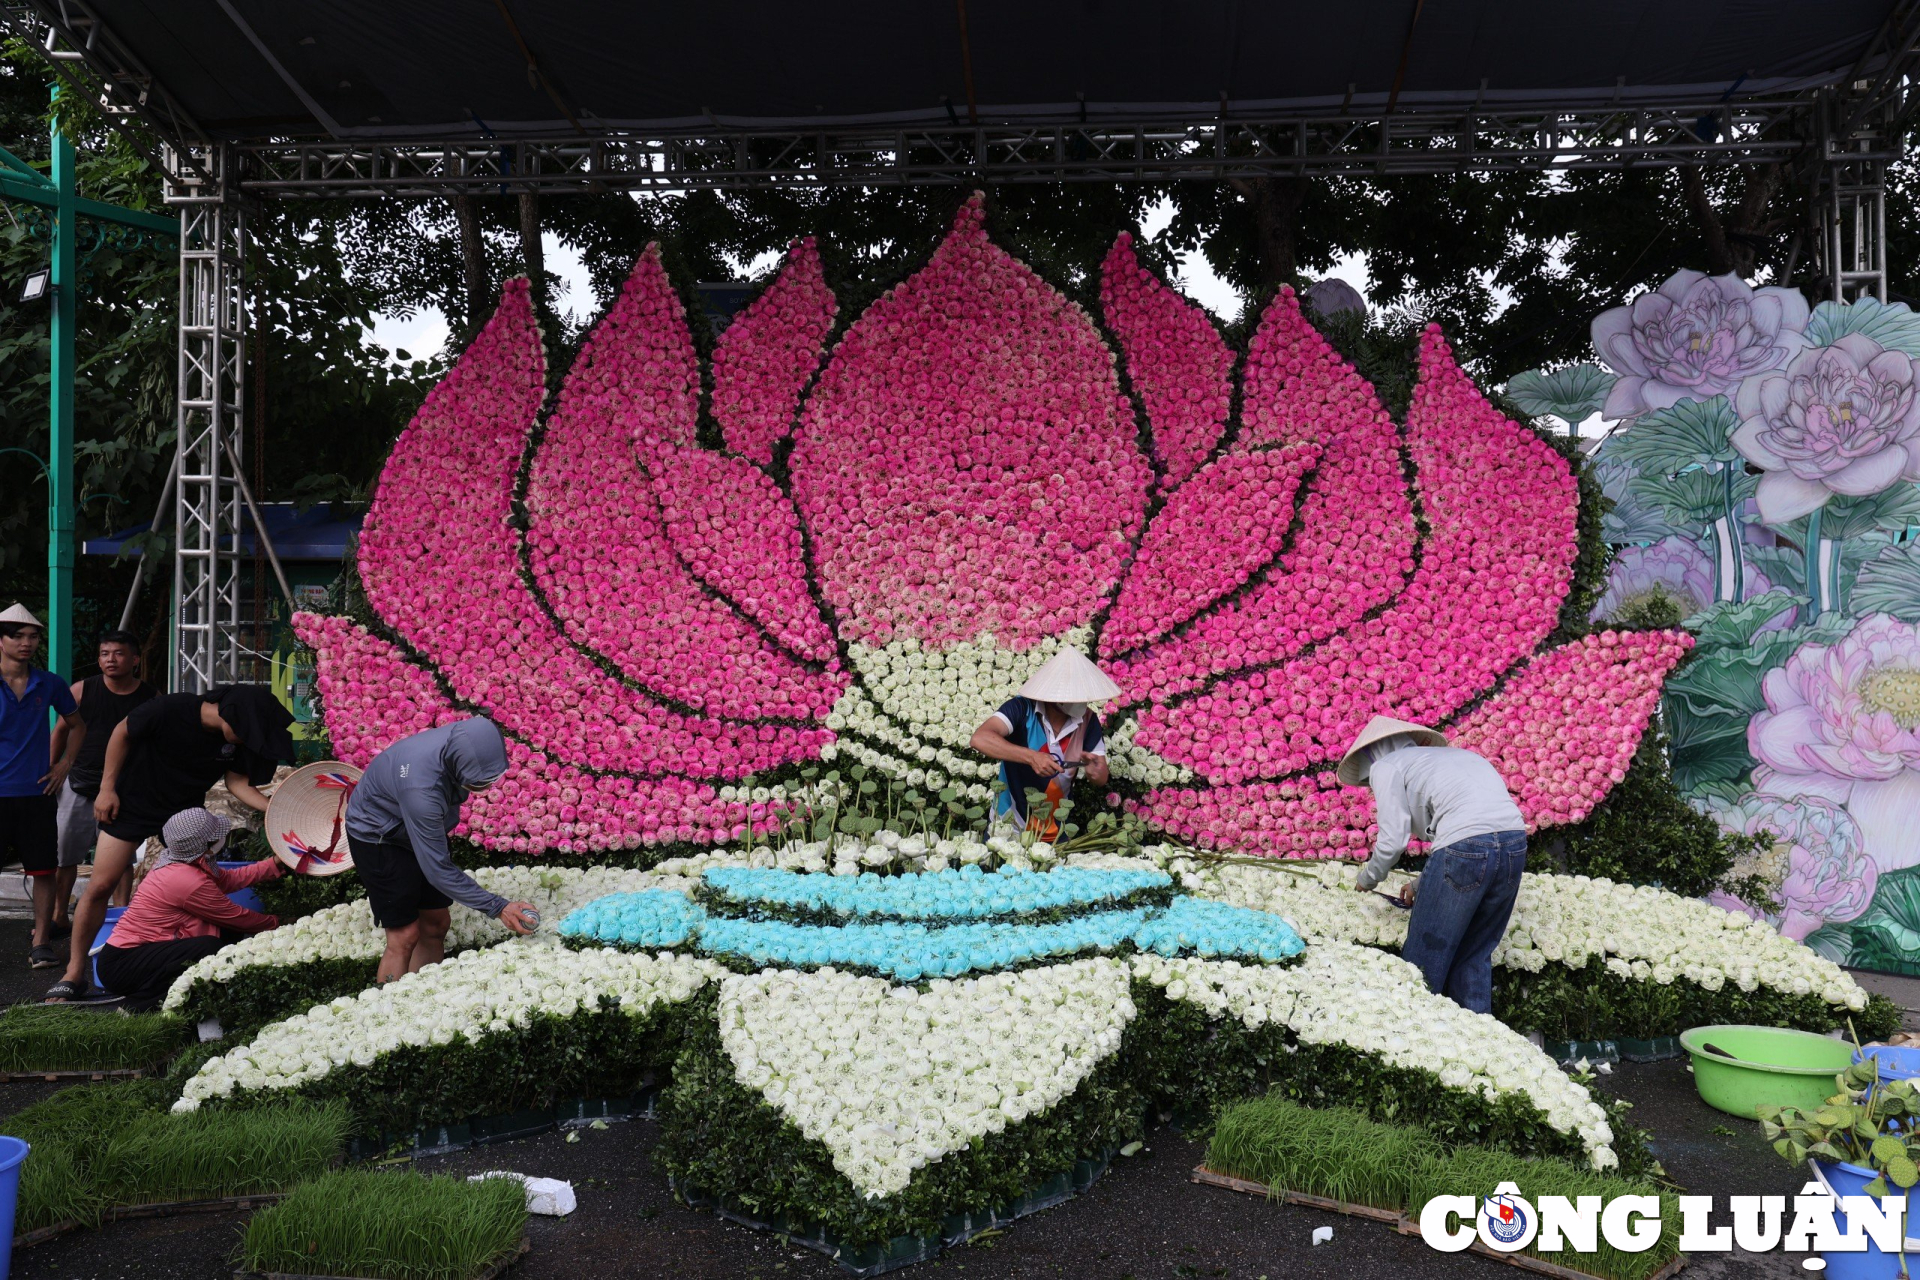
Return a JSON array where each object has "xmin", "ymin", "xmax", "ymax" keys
[{"xmin": 76, "ymin": 0, "xmax": 1904, "ymax": 140}]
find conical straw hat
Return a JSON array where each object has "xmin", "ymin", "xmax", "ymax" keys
[
  {"xmin": 1018, "ymin": 649, "xmax": 1122, "ymax": 703},
  {"xmin": 0, "ymin": 603, "xmax": 43, "ymax": 629},
  {"xmin": 264, "ymin": 760, "xmax": 364, "ymax": 876},
  {"xmin": 1337, "ymin": 715, "xmax": 1446, "ymax": 787}
]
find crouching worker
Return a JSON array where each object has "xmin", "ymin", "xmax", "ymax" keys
[
  {"xmin": 343, "ymin": 717, "xmax": 538, "ymax": 984},
  {"xmin": 1338, "ymin": 716, "xmax": 1527, "ymax": 1016},
  {"xmin": 96, "ymin": 808, "xmax": 283, "ymax": 1010}
]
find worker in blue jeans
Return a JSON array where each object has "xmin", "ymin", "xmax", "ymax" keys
[{"xmin": 1339, "ymin": 716, "xmax": 1528, "ymax": 1015}]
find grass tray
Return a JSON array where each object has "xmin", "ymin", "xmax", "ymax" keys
[
  {"xmin": 1191, "ymin": 1167, "xmax": 1691, "ymax": 1280},
  {"xmin": 235, "ymin": 1235, "xmax": 529, "ymax": 1280}
]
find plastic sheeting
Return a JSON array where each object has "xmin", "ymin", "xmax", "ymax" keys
[{"xmin": 75, "ymin": 0, "xmax": 1903, "ymax": 140}]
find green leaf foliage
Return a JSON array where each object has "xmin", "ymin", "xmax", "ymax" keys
[
  {"xmin": 1610, "ymin": 397, "xmax": 1743, "ymax": 468},
  {"xmin": 1820, "ymin": 484, "xmax": 1920, "ymax": 541},
  {"xmin": 1627, "ymin": 466, "xmax": 1753, "ymax": 531},
  {"xmin": 1804, "ymin": 298, "xmax": 1920, "ymax": 356},
  {"xmin": 1759, "ymin": 1075, "xmax": 1920, "ymax": 1204},
  {"xmin": 172, "ymin": 955, "xmax": 384, "ymax": 1034},
  {"xmin": 1542, "ymin": 723, "xmax": 1753, "ymax": 898},
  {"xmin": 1489, "ymin": 952, "xmax": 1898, "ymax": 1043},
  {"xmin": 1851, "ymin": 538, "xmax": 1920, "ymax": 621},
  {"xmin": 1847, "ymin": 868, "xmax": 1920, "ymax": 978},
  {"xmin": 215, "ymin": 996, "xmax": 692, "ymax": 1139},
  {"xmin": 1505, "ymin": 364, "xmax": 1615, "ymax": 423},
  {"xmin": 1594, "ymin": 458, "xmax": 1685, "ymax": 545},
  {"xmin": 656, "ymin": 989, "xmax": 1147, "ymax": 1251},
  {"xmin": 654, "ymin": 980, "xmax": 1650, "ymax": 1250},
  {"xmin": 1682, "ymin": 592, "xmax": 1805, "ymax": 649}
]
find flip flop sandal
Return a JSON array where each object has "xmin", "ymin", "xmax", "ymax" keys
[
  {"xmin": 43, "ymin": 979, "xmax": 88, "ymax": 1003},
  {"xmin": 28, "ymin": 944, "xmax": 61, "ymax": 969}
]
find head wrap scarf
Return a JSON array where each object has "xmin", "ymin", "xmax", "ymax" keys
[{"xmin": 152, "ymin": 808, "xmax": 231, "ymax": 872}]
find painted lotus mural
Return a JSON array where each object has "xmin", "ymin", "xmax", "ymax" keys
[{"xmin": 1517, "ymin": 270, "xmax": 1920, "ymax": 974}]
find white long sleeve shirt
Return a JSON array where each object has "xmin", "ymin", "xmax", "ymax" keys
[{"xmin": 1353, "ymin": 746, "xmax": 1525, "ymax": 890}]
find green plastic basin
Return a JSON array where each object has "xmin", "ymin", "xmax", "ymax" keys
[{"xmin": 1680, "ymin": 1024, "xmax": 1854, "ymax": 1118}]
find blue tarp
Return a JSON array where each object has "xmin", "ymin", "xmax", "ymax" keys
[{"xmin": 83, "ymin": 502, "xmax": 363, "ymax": 562}]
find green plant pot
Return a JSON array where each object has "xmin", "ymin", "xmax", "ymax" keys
[{"xmin": 1680, "ymin": 1024, "xmax": 1854, "ymax": 1118}]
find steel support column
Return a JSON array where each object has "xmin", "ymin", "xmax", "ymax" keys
[
  {"xmin": 169, "ymin": 144, "xmax": 245, "ymax": 692},
  {"xmin": 1822, "ymin": 155, "xmax": 1890, "ymax": 303}
]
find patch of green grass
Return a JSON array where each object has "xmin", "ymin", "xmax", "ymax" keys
[
  {"xmin": 1206, "ymin": 1095, "xmax": 1681, "ymax": 1280},
  {"xmin": 1205, "ymin": 1096, "xmax": 1441, "ymax": 1210},
  {"xmin": 1409, "ymin": 1145, "xmax": 1681, "ymax": 1280},
  {"xmin": 91, "ymin": 1100, "xmax": 350, "ymax": 1208},
  {"xmin": 242, "ymin": 1169, "xmax": 526, "ymax": 1280},
  {"xmin": 0, "ymin": 1006, "xmax": 190, "ymax": 1072},
  {"xmin": 5, "ymin": 1081, "xmax": 348, "ymax": 1234}
]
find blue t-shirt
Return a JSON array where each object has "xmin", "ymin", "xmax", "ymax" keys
[
  {"xmin": 0, "ymin": 669, "xmax": 77, "ymax": 799},
  {"xmin": 990, "ymin": 695, "xmax": 1107, "ymax": 826}
]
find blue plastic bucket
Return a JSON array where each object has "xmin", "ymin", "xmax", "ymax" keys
[
  {"xmin": 215, "ymin": 861, "xmax": 265, "ymax": 914},
  {"xmin": 1815, "ymin": 1159, "xmax": 1920, "ymax": 1279},
  {"xmin": 1859, "ymin": 1046, "xmax": 1920, "ymax": 1083},
  {"xmin": 0, "ymin": 1134, "xmax": 28, "ymax": 1277},
  {"xmin": 87, "ymin": 905, "xmax": 127, "ymax": 993}
]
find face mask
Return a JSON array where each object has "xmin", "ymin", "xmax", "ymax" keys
[{"xmin": 1059, "ymin": 702, "xmax": 1088, "ymax": 719}]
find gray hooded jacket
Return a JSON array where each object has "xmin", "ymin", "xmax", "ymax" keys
[{"xmin": 344, "ymin": 718, "xmax": 510, "ymax": 917}]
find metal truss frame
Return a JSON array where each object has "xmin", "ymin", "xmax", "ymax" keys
[
  {"xmin": 7, "ymin": 0, "xmax": 1919, "ymax": 685},
  {"xmin": 219, "ymin": 102, "xmax": 1845, "ymax": 196},
  {"xmin": 169, "ymin": 145, "xmax": 246, "ymax": 692}
]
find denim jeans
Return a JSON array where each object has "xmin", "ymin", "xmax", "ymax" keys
[{"xmin": 1400, "ymin": 830, "xmax": 1527, "ymax": 1015}]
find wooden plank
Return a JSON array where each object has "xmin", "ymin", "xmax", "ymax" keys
[
  {"xmin": 106, "ymin": 1192, "xmax": 289, "ymax": 1220},
  {"xmin": 1392, "ymin": 1216, "xmax": 1689, "ymax": 1279},
  {"xmin": 0, "ymin": 1067, "xmax": 151, "ymax": 1083},
  {"xmin": 236, "ymin": 1236, "xmax": 530, "ymax": 1280},
  {"xmin": 1190, "ymin": 1168, "xmax": 1273, "ymax": 1197},
  {"xmin": 1191, "ymin": 1167, "xmax": 1416, "ymax": 1222},
  {"xmin": 15, "ymin": 1193, "xmax": 294, "ymax": 1250},
  {"xmin": 12, "ymin": 1219, "xmax": 82, "ymax": 1248}
]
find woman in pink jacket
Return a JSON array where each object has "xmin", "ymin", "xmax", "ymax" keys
[{"xmin": 94, "ymin": 808, "xmax": 283, "ymax": 1009}]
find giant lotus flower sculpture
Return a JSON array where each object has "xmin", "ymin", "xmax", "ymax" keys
[{"xmin": 297, "ymin": 195, "xmax": 1690, "ymax": 859}]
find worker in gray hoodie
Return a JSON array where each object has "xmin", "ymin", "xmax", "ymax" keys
[{"xmin": 344, "ymin": 717, "xmax": 538, "ymax": 982}]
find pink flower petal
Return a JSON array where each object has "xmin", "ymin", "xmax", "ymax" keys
[
  {"xmin": 790, "ymin": 193, "xmax": 1150, "ymax": 648},
  {"xmin": 1099, "ymin": 442, "xmax": 1318, "ymax": 653},
  {"xmin": 712, "ymin": 239, "xmax": 838, "ymax": 464},
  {"xmin": 1099, "ymin": 233, "xmax": 1233, "ymax": 492},
  {"xmin": 1106, "ymin": 286, "xmax": 1411, "ymax": 684},
  {"xmin": 1134, "ymin": 327, "xmax": 1579, "ymax": 784},
  {"xmin": 358, "ymin": 274, "xmax": 828, "ymax": 778}
]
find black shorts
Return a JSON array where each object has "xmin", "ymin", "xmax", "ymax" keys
[
  {"xmin": 347, "ymin": 834, "xmax": 451, "ymax": 929},
  {"xmin": 0, "ymin": 794, "xmax": 58, "ymax": 876},
  {"xmin": 99, "ymin": 810, "xmax": 170, "ymax": 846}
]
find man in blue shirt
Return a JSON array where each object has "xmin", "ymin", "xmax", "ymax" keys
[{"xmin": 0, "ymin": 605, "xmax": 86, "ymax": 968}]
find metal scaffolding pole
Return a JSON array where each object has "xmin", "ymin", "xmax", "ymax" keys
[
  {"xmin": 168, "ymin": 144, "xmax": 245, "ymax": 692},
  {"xmin": 1823, "ymin": 156, "xmax": 1891, "ymax": 303}
]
